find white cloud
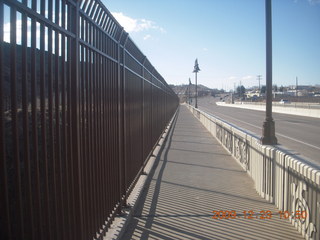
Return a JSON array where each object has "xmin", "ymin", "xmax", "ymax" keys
[
  {"xmin": 143, "ymin": 34, "xmax": 152, "ymax": 40},
  {"xmin": 242, "ymin": 75, "xmax": 254, "ymax": 80},
  {"xmin": 111, "ymin": 12, "xmax": 137, "ymax": 32},
  {"xmin": 203, "ymin": 47, "xmax": 208, "ymax": 51},
  {"xmin": 228, "ymin": 76, "xmax": 237, "ymax": 80},
  {"xmin": 112, "ymin": 12, "xmax": 165, "ymax": 33}
]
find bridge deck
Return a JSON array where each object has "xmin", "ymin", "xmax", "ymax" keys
[{"xmin": 121, "ymin": 105, "xmax": 303, "ymax": 240}]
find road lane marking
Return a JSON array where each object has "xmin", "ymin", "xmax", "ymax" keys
[
  {"xmin": 200, "ymin": 106, "xmax": 320, "ymax": 151},
  {"xmin": 276, "ymin": 133, "xmax": 320, "ymax": 151}
]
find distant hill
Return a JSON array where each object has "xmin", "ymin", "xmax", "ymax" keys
[{"xmin": 169, "ymin": 84, "xmax": 225, "ymax": 102}]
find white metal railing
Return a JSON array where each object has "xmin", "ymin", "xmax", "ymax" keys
[{"xmin": 186, "ymin": 104, "xmax": 320, "ymax": 240}]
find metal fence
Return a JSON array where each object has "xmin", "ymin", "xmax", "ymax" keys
[{"xmin": 0, "ymin": 0, "xmax": 179, "ymax": 239}]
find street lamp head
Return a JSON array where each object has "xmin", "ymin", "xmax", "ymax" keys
[{"xmin": 193, "ymin": 58, "xmax": 200, "ymax": 73}]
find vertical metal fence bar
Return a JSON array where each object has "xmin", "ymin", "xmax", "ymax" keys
[
  {"xmin": 30, "ymin": 1, "xmax": 43, "ymax": 239},
  {"xmin": 101, "ymin": 52, "xmax": 106, "ymax": 233},
  {"xmin": 93, "ymin": 24, "xmax": 98, "ymax": 240},
  {"xmin": 112, "ymin": 53, "xmax": 117, "ymax": 211},
  {"xmin": 54, "ymin": 0, "xmax": 61, "ymax": 238},
  {"xmin": 96, "ymin": 34, "xmax": 101, "ymax": 237},
  {"xmin": 87, "ymin": 43, "xmax": 94, "ymax": 238},
  {"xmin": 100, "ymin": 35, "xmax": 107, "ymax": 237},
  {"xmin": 97, "ymin": 31, "xmax": 103, "ymax": 234},
  {"xmin": 95, "ymin": 28, "xmax": 104, "ymax": 232},
  {"xmin": 106, "ymin": 56, "xmax": 111, "ymax": 215},
  {"xmin": 141, "ymin": 58, "xmax": 145, "ymax": 163},
  {"xmin": 100, "ymin": 54, "xmax": 106, "ymax": 239},
  {"xmin": 67, "ymin": 3, "xmax": 76, "ymax": 237},
  {"xmin": 40, "ymin": 0, "xmax": 52, "ymax": 238},
  {"xmin": 21, "ymin": 0, "xmax": 35, "ymax": 238},
  {"xmin": 10, "ymin": 5, "xmax": 25, "ymax": 238},
  {"xmin": 102, "ymin": 42, "xmax": 107, "ymax": 237},
  {"xmin": 60, "ymin": 3, "xmax": 68, "ymax": 239},
  {"xmin": 117, "ymin": 30, "xmax": 124, "ymax": 214},
  {"xmin": 92, "ymin": 29, "xmax": 98, "ymax": 236},
  {"xmin": 123, "ymin": 39, "xmax": 129, "ymax": 205},
  {"xmin": 110, "ymin": 56, "xmax": 116, "ymax": 211},
  {"xmin": 0, "ymin": 2, "xmax": 11, "ymax": 240},
  {"xmin": 88, "ymin": 42, "xmax": 94, "ymax": 237},
  {"xmin": 97, "ymin": 28, "xmax": 102, "ymax": 233},
  {"xmin": 71, "ymin": 2, "xmax": 84, "ymax": 239},
  {"xmin": 65, "ymin": 11, "xmax": 73, "ymax": 239},
  {"xmin": 80, "ymin": 38, "xmax": 88, "ymax": 239}
]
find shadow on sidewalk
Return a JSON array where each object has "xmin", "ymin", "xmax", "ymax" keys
[
  {"xmin": 122, "ymin": 107, "xmax": 179, "ymax": 239},
  {"xmin": 121, "ymin": 106, "xmax": 303, "ymax": 240}
]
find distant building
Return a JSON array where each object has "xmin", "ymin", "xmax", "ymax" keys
[{"xmin": 245, "ymin": 91, "xmax": 261, "ymax": 99}]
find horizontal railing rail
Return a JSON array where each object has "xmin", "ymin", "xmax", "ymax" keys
[
  {"xmin": 187, "ymin": 104, "xmax": 320, "ymax": 240},
  {"xmin": 0, "ymin": 0, "xmax": 179, "ymax": 239}
]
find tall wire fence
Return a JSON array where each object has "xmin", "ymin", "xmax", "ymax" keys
[{"xmin": 0, "ymin": 0, "xmax": 179, "ymax": 239}]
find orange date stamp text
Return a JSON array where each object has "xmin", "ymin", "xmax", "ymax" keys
[{"xmin": 211, "ymin": 210, "xmax": 307, "ymax": 220}]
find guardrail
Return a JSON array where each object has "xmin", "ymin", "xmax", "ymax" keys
[
  {"xmin": 0, "ymin": 1, "xmax": 179, "ymax": 239},
  {"xmin": 187, "ymin": 104, "xmax": 320, "ymax": 240}
]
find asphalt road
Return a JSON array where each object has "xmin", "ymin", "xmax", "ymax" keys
[{"xmin": 192, "ymin": 96, "xmax": 320, "ymax": 168}]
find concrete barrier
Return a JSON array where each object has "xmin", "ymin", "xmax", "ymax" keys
[
  {"xmin": 216, "ymin": 102, "xmax": 320, "ymax": 118},
  {"xmin": 186, "ymin": 104, "xmax": 320, "ymax": 240}
]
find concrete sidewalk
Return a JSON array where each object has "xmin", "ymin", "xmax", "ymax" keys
[{"xmin": 121, "ymin": 105, "xmax": 303, "ymax": 240}]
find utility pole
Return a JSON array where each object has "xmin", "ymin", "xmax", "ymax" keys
[
  {"xmin": 233, "ymin": 82, "xmax": 236, "ymax": 103},
  {"xmin": 193, "ymin": 59, "xmax": 200, "ymax": 108},
  {"xmin": 188, "ymin": 78, "xmax": 191, "ymax": 104},
  {"xmin": 257, "ymin": 75, "xmax": 262, "ymax": 93},
  {"xmin": 296, "ymin": 76, "xmax": 298, "ymax": 97},
  {"xmin": 261, "ymin": 0, "xmax": 277, "ymax": 145}
]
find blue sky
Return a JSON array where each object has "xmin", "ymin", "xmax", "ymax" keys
[{"xmin": 103, "ymin": 0, "xmax": 320, "ymax": 90}]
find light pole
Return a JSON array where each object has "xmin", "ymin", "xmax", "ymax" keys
[
  {"xmin": 193, "ymin": 59, "xmax": 200, "ymax": 108},
  {"xmin": 296, "ymin": 76, "xmax": 298, "ymax": 97},
  {"xmin": 188, "ymin": 78, "xmax": 191, "ymax": 104},
  {"xmin": 261, "ymin": 0, "xmax": 277, "ymax": 145}
]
